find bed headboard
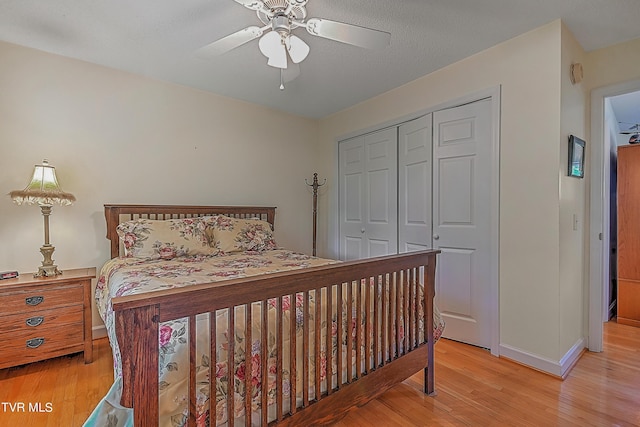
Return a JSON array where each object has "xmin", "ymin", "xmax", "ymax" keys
[{"xmin": 104, "ymin": 204, "xmax": 277, "ymax": 259}]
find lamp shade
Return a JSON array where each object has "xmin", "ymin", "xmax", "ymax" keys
[
  {"xmin": 259, "ymin": 31, "xmax": 288, "ymax": 69},
  {"xmin": 287, "ymin": 34, "xmax": 309, "ymax": 64},
  {"xmin": 10, "ymin": 159, "xmax": 75, "ymax": 206}
]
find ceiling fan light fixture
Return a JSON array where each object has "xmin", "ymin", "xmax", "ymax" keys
[
  {"xmin": 620, "ymin": 123, "xmax": 640, "ymax": 144},
  {"xmin": 259, "ymin": 32, "xmax": 288, "ymax": 68},
  {"xmin": 267, "ymin": 48, "xmax": 288, "ymax": 68},
  {"xmin": 287, "ymin": 34, "xmax": 309, "ymax": 63},
  {"xmin": 259, "ymin": 31, "xmax": 282, "ymax": 56}
]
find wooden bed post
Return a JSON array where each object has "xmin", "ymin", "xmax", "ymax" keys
[
  {"xmin": 115, "ymin": 304, "xmax": 160, "ymax": 425},
  {"xmin": 425, "ymin": 252, "xmax": 437, "ymax": 396},
  {"xmin": 104, "ymin": 205, "xmax": 121, "ymax": 258}
]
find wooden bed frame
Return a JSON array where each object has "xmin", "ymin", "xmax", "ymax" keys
[{"xmin": 104, "ymin": 204, "xmax": 439, "ymax": 426}]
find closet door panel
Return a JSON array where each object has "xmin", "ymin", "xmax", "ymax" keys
[
  {"xmin": 344, "ymin": 174, "xmax": 363, "ymax": 222},
  {"xmin": 344, "ymin": 237, "xmax": 364, "ymax": 261},
  {"xmin": 364, "ymin": 128, "xmax": 398, "ymax": 256},
  {"xmin": 339, "ymin": 128, "xmax": 397, "ymax": 259},
  {"xmin": 433, "ymin": 99, "xmax": 492, "ymax": 348},
  {"xmin": 438, "ymin": 156, "xmax": 474, "ymax": 224},
  {"xmin": 339, "ymin": 136, "xmax": 367, "ymax": 260},
  {"xmin": 399, "ymin": 114, "xmax": 433, "ymax": 253}
]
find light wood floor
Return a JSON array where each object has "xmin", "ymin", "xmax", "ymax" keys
[
  {"xmin": 0, "ymin": 336, "xmax": 114, "ymax": 426},
  {"xmin": 1, "ymin": 321, "xmax": 638, "ymax": 426}
]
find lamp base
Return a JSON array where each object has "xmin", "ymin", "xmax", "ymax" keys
[
  {"xmin": 35, "ymin": 264, "xmax": 62, "ymax": 278},
  {"xmin": 34, "ymin": 244, "xmax": 62, "ymax": 277}
]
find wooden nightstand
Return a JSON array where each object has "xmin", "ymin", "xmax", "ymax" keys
[{"xmin": 0, "ymin": 267, "xmax": 96, "ymax": 369}]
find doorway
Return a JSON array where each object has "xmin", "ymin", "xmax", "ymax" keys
[{"xmin": 589, "ymin": 80, "xmax": 640, "ymax": 352}]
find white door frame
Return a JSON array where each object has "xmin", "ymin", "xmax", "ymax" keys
[
  {"xmin": 330, "ymin": 86, "xmax": 501, "ymax": 355},
  {"xmin": 589, "ymin": 79, "xmax": 640, "ymax": 352}
]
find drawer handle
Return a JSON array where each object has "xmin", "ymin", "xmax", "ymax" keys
[
  {"xmin": 26, "ymin": 296, "xmax": 44, "ymax": 306},
  {"xmin": 26, "ymin": 316, "xmax": 44, "ymax": 327},
  {"xmin": 26, "ymin": 338, "xmax": 45, "ymax": 349}
]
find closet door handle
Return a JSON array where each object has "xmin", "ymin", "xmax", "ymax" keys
[
  {"xmin": 433, "ymin": 234, "xmax": 440, "ymax": 240},
  {"xmin": 361, "ymin": 228, "xmax": 366, "ymax": 234}
]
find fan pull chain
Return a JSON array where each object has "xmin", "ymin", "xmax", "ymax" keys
[{"xmin": 280, "ymin": 68, "xmax": 285, "ymax": 90}]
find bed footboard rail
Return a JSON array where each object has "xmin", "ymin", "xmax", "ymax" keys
[{"xmin": 113, "ymin": 250, "xmax": 438, "ymax": 426}]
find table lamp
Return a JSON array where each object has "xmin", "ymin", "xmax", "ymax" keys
[{"xmin": 9, "ymin": 159, "xmax": 75, "ymax": 277}]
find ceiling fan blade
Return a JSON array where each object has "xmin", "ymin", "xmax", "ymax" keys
[
  {"xmin": 305, "ymin": 18, "xmax": 390, "ymax": 49},
  {"xmin": 620, "ymin": 124, "xmax": 640, "ymax": 134},
  {"xmin": 233, "ymin": 0, "xmax": 265, "ymax": 11},
  {"xmin": 196, "ymin": 26, "xmax": 264, "ymax": 57},
  {"xmin": 287, "ymin": 35, "xmax": 310, "ymax": 64}
]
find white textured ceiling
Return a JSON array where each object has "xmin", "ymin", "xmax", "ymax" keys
[{"xmin": 1, "ymin": 0, "xmax": 640, "ymax": 119}]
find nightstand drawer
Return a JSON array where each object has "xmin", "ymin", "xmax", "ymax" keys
[
  {"xmin": 0, "ymin": 305, "xmax": 83, "ymax": 334},
  {"xmin": 1, "ymin": 284, "xmax": 83, "ymax": 316},
  {"xmin": 0, "ymin": 267, "xmax": 95, "ymax": 368},
  {"xmin": 0, "ymin": 323, "xmax": 84, "ymax": 369}
]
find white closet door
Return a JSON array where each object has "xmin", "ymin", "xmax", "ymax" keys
[
  {"xmin": 339, "ymin": 128, "xmax": 397, "ymax": 260},
  {"xmin": 433, "ymin": 98, "xmax": 492, "ymax": 348},
  {"xmin": 339, "ymin": 135, "xmax": 366, "ymax": 260},
  {"xmin": 399, "ymin": 114, "xmax": 433, "ymax": 253}
]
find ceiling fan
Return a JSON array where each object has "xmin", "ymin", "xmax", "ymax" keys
[
  {"xmin": 197, "ymin": 0, "xmax": 391, "ymax": 87},
  {"xmin": 620, "ymin": 123, "xmax": 640, "ymax": 144}
]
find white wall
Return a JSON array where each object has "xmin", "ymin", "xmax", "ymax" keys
[
  {"xmin": 558, "ymin": 23, "xmax": 588, "ymax": 361},
  {"xmin": 0, "ymin": 41, "xmax": 318, "ymax": 331},
  {"xmin": 317, "ymin": 21, "xmax": 569, "ymax": 366},
  {"xmin": 587, "ymin": 38, "xmax": 640, "ymax": 90}
]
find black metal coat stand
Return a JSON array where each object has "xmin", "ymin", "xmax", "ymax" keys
[{"xmin": 305, "ymin": 173, "xmax": 326, "ymax": 256}]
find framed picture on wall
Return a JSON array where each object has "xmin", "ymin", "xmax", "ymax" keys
[{"xmin": 568, "ymin": 135, "xmax": 585, "ymax": 178}]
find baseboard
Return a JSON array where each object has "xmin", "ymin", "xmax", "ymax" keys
[
  {"xmin": 557, "ymin": 337, "xmax": 587, "ymax": 378},
  {"xmin": 617, "ymin": 317, "xmax": 640, "ymax": 328},
  {"xmin": 499, "ymin": 337, "xmax": 586, "ymax": 378},
  {"xmin": 92, "ymin": 324, "xmax": 107, "ymax": 340}
]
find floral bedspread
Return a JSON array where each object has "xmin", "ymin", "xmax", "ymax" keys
[{"xmin": 88, "ymin": 249, "xmax": 444, "ymax": 427}]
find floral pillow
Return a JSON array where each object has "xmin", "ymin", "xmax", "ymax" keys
[
  {"xmin": 204, "ymin": 215, "xmax": 277, "ymax": 253},
  {"xmin": 116, "ymin": 217, "xmax": 218, "ymax": 260}
]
